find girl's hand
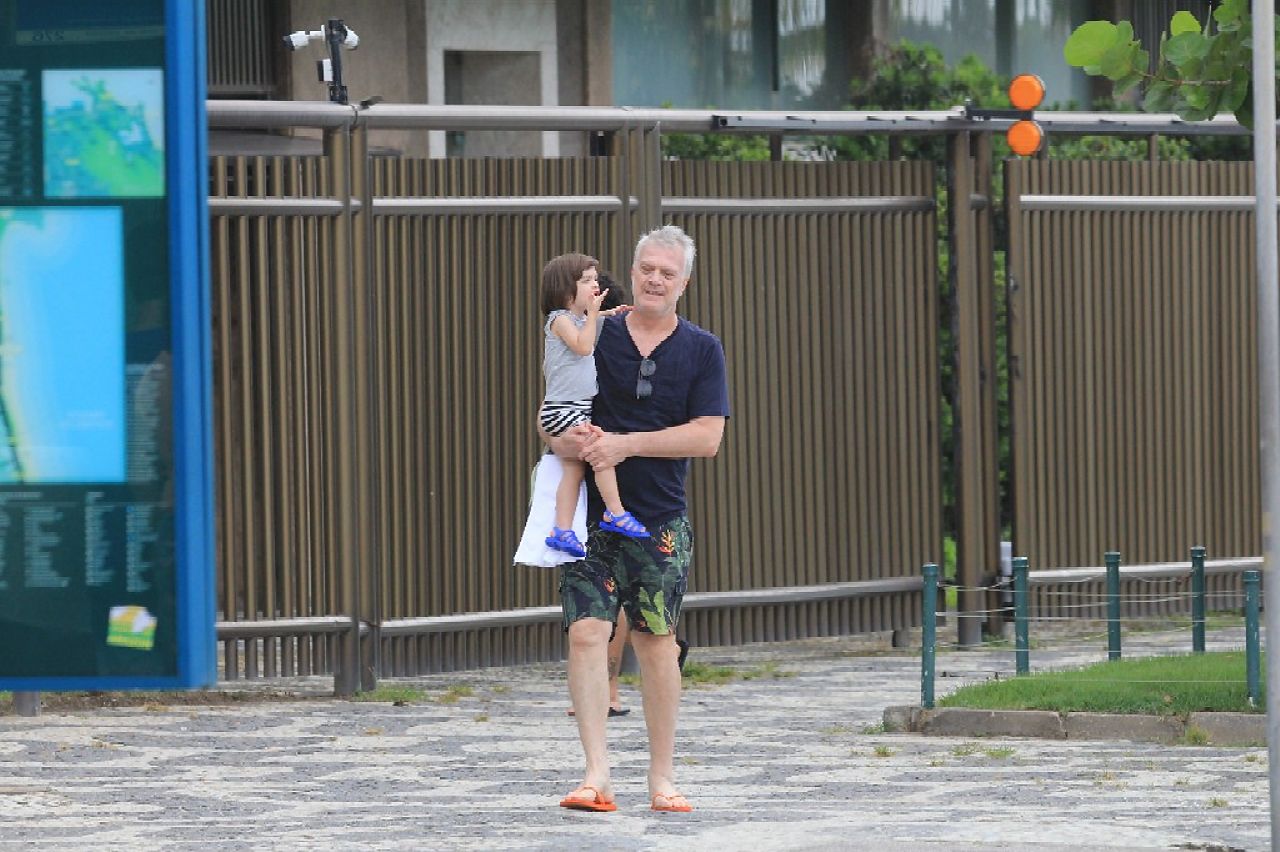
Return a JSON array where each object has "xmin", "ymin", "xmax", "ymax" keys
[{"xmin": 587, "ymin": 288, "xmax": 609, "ymax": 314}]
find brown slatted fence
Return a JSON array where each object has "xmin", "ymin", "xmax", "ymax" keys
[
  {"xmin": 665, "ymin": 160, "xmax": 941, "ymax": 647},
  {"xmin": 211, "ymin": 150, "xmax": 942, "ymax": 677},
  {"xmin": 1007, "ymin": 160, "xmax": 1257, "ymax": 617}
]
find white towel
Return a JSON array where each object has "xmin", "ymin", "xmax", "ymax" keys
[{"xmin": 513, "ymin": 453, "xmax": 587, "ymax": 568}]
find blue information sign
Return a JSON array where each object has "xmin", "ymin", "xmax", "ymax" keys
[{"xmin": 0, "ymin": 0, "xmax": 214, "ymax": 689}]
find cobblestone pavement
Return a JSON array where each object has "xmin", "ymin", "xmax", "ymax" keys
[{"xmin": 0, "ymin": 625, "xmax": 1269, "ymax": 851}]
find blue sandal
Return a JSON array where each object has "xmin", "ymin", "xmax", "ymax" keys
[
  {"xmin": 600, "ymin": 510, "xmax": 650, "ymax": 539},
  {"xmin": 545, "ymin": 527, "xmax": 586, "ymax": 558}
]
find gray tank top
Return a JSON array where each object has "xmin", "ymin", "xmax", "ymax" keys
[{"xmin": 543, "ymin": 310, "xmax": 602, "ymax": 401}]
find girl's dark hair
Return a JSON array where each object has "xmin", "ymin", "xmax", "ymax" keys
[
  {"xmin": 598, "ymin": 270, "xmax": 630, "ymax": 311},
  {"xmin": 540, "ymin": 252, "xmax": 599, "ymax": 315}
]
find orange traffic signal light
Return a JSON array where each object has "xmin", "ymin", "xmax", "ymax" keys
[
  {"xmin": 1007, "ymin": 119, "xmax": 1045, "ymax": 156},
  {"xmin": 1006, "ymin": 74, "xmax": 1046, "ymax": 156},
  {"xmin": 1008, "ymin": 74, "xmax": 1046, "ymax": 111}
]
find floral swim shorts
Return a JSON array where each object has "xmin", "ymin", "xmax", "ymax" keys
[{"xmin": 559, "ymin": 515, "xmax": 692, "ymax": 635}]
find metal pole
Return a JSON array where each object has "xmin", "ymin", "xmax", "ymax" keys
[
  {"xmin": 1190, "ymin": 545, "xmax": 1206, "ymax": 653},
  {"xmin": 325, "ymin": 124, "xmax": 360, "ymax": 697},
  {"xmin": 921, "ymin": 563, "xmax": 938, "ymax": 709},
  {"xmin": 1105, "ymin": 551, "xmax": 1121, "ymax": 661},
  {"xmin": 1251, "ymin": 2, "xmax": 1280, "ymax": 845},
  {"xmin": 1013, "ymin": 556, "xmax": 1029, "ymax": 675},
  {"xmin": 13, "ymin": 692, "xmax": 39, "ymax": 717},
  {"xmin": 1246, "ymin": 569, "xmax": 1261, "ymax": 708}
]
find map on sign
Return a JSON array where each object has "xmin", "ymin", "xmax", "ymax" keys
[
  {"xmin": 0, "ymin": 207, "xmax": 126, "ymax": 482},
  {"xmin": 43, "ymin": 68, "xmax": 164, "ymax": 198}
]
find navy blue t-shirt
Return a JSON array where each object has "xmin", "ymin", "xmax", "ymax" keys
[{"xmin": 587, "ymin": 314, "xmax": 730, "ymax": 527}]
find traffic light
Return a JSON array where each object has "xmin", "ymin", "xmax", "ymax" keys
[{"xmin": 1005, "ymin": 74, "xmax": 1045, "ymax": 156}]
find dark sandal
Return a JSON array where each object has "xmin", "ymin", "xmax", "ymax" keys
[
  {"xmin": 545, "ymin": 527, "xmax": 586, "ymax": 558},
  {"xmin": 600, "ymin": 510, "xmax": 650, "ymax": 539}
]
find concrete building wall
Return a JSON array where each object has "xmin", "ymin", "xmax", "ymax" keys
[{"xmin": 425, "ymin": 0, "xmax": 560, "ymax": 158}]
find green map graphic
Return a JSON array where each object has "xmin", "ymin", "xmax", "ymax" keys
[{"xmin": 43, "ymin": 68, "xmax": 164, "ymax": 198}]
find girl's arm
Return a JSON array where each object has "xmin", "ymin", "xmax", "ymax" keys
[{"xmin": 551, "ymin": 291, "xmax": 607, "ymax": 356}]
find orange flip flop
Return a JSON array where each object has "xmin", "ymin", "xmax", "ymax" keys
[
  {"xmin": 651, "ymin": 792, "xmax": 693, "ymax": 813},
  {"xmin": 560, "ymin": 785, "xmax": 617, "ymax": 813}
]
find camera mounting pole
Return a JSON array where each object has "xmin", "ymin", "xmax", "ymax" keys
[
  {"xmin": 324, "ymin": 18, "xmax": 350, "ymax": 105},
  {"xmin": 282, "ymin": 18, "xmax": 360, "ymax": 105}
]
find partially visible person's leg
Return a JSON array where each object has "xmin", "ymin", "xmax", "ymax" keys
[{"xmin": 607, "ymin": 615, "xmax": 631, "ymax": 713}]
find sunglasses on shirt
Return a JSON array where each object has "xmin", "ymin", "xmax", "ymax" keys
[{"xmin": 636, "ymin": 357, "xmax": 656, "ymax": 399}]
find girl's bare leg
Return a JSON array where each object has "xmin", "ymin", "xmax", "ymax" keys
[
  {"xmin": 595, "ymin": 465, "xmax": 626, "ymax": 517},
  {"xmin": 555, "ymin": 458, "xmax": 586, "ymax": 531}
]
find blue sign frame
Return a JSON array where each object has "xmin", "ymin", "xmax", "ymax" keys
[{"xmin": 0, "ymin": 0, "xmax": 214, "ymax": 691}]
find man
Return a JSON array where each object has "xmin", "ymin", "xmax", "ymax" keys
[{"xmin": 545, "ymin": 224, "xmax": 728, "ymax": 814}]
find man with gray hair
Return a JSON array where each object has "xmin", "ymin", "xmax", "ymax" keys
[{"xmin": 544, "ymin": 224, "xmax": 729, "ymax": 813}]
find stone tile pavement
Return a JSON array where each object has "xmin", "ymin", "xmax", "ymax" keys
[{"xmin": 0, "ymin": 624, "xmax": 1269, "ymax": 850}]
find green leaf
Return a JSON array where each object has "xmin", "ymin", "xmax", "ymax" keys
[
  {"xmin": 1098, "ymin": 41, "xmax": 1137, "ymax": 79},
  {"xmin": 1064, "ymin": 21, "xmax": 1119, "ymax": 68},
  {"xmin": 1142, "ymin": 80, "xmax": 1176, "ymax": 112},
  {"xmin": 1214, "ymin": 0, "xmax": 1247, "ymax": 30},
  {"xmin": 1169, "ymin": 11, "xmax": 1200, "ymax": 37},
  {"xmin": 1113, "ymin": 70, "xmax": 1144, "ymax": 97},
  {"xmin": 1223, "ymin": 68, "xmax": 1249, "ymax": 112},
  {"xmin": 1183, "ymin": 85, "xmax": 1212, "ymax": 111},
  {"xmin": 1163, "ymin": 32, "xmax": 1210, "ymax": 67}
]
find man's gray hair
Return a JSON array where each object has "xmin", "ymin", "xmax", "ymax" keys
[{"xmin": 634, "ymin": 224, "xmax": 696, "ymax": 278}]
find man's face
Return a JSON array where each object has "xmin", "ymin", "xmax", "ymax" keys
[{"xmin": 630, "ymin": 243, "xmax": 688, "ymax": 318}]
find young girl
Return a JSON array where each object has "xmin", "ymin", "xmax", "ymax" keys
[{"xmin": 539, "ymin": 253, "xmax": 649, "ymax": 557}]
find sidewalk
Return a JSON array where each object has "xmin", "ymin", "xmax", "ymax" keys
[{"xmin": 0, "ymin": 624, "xmax": 1268, "ymax": 851}]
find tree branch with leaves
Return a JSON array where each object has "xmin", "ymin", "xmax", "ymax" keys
[{"xmin": 1064, "ymin": 0, "xmax": 1267, "ymax": 126}]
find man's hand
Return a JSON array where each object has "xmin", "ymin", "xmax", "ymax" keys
[
  {"xmin": 581, "ymin": 430, "xmax": 632, "ymax": 471},
  {"xmin": 544, "ymin": 422, "xmax": 602, "ymax": 460}
]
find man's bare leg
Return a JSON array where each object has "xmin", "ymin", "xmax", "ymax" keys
[
  {"xmin": 565, "ymin": 617, "xmax": 614, "ymax": 801},
  {"xmin": 631, "ymin": 631, "xmax": 686, "ymax": 805}
]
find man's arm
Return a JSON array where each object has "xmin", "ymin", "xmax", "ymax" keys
[{"xmin": 580, "ymin": 416, "xmax": 725, "ymax": 471}]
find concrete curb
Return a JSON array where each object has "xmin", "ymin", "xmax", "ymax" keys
[{"xmin": 884, "ymin": 705, "xmax": 1266, "ymax": 746}]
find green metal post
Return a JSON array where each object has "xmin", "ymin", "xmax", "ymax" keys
[
  {"xmin": 1105, "ymin": 551, "xmax": 1122, "ymax": 661},
  {"xmin": 1190, "ymin": 545, "xmax": 1206, "ymax": 654},
  {"xmin": 1013, "ymin": 556, "xmax": 1029, "ymax": 675},
  {"xmin": 922, "ymin": 563, "xmax": 938, "ymax": 709},
  {"xmin": 1245, "ymin": 569, "xmax": 1261, "ymax": 707}
]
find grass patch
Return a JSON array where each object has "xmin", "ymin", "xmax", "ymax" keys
[
  {"xmin": 740, "ymin": 662, "xmax": 796, "ymax": 680},
  {"xmin": 622, "ymin": 661, "xmax": 802, "ymax": 688},
  {"xmin": 435, "ymin": 685, "xmax": 474, "ymax": 705},
  {"xmin": 939, "ymin": 652, "xmax": 1264, "ymax": 715},
  {"xmin": 681, "ymin": 661, "xmax": 738, "ymax": 685},
  {"xmin": 1180, "ymin": 725, "xmax": 1210, "ymax": 746},
  {"xmin": 873, "ymin": 745, "xmax": 896, "ymax": 757},
  {"xmin": 352, "ymin": 686, "xmax": 426, "ymax": 705},
  {"xmin": 984, "ymin": 746, "xmax": 1015, "ymax": 759},
  {"xmin": 861, "ymin": 722, "xmax": 886, "ymax": 735}
]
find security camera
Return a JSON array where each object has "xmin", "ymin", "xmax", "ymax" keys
[
  {"xmin": 282, "ymin": 28, "xmax": 324, "ymax": 51},
  {"xmin": 339, "ymin": 27, "xmax": 359, "ymax": 49}
]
